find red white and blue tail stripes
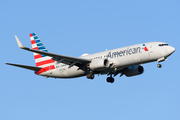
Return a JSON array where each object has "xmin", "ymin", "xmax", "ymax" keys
[{"xmin": 30, "ymin": 33, "xmax": 55, "ymax": 68}]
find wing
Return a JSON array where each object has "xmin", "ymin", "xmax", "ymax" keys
[
  {"xmin": 15, "ymin": 36, "xmax": 91, "ymax": 68},
  {"xmin": 5, "ymin": 63, "xmax": 42, "ymax": 71}
]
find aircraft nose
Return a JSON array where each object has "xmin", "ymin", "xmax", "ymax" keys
[
  {"xmin": 166, "ymin": 46, "xmax": 175, "ymax": 55},
  {"xmin": 170, "ymin": 46, "xmax": 175, "ymax": 53}
]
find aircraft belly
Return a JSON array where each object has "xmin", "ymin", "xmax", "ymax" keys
[
  {"xmin": 67, "ymin": 66, "xmax": 85, "ymax": 78},
  {"xmin": 113, "ymin": 52, "xmax": 154, "ymax": 68},
  {"xmin": 39, "ymin": 67, "xmax": 85, "ymax": 78},
  {"xmin": 113, "ymin": 54, "xmax": 142, "ymax": 67},
  {"xmin": 39, "ymin": 69, "xmax": 61, "ymax": 78},
  {"xmin": 59, "ymin": 68, "xmax": 69, "ymax": 77}
]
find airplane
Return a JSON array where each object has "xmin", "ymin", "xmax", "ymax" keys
[{"xmin": 6, "ymin": 33, "xmax": 175, "ymax": 83}]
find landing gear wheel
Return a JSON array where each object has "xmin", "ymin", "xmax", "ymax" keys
[
  {"xmin": 90, "ymin": 74, "xmax": 94, "ymax": 79},
  {"xmin": 106, "ymin": 77, "xmax": 115, "ymax": 83},
  {"xmin": 157, "ymin": 64, "xmax": 162, "ymax": 68},
  {"xmin": 86, "ymin": 73, "xmax": 94, "ymax": 79}
]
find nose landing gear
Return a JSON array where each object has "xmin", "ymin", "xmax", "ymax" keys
[
  {"xmin": 157, "ymin": 63, "xmax": 162, "ymax": 68},
  {"xmin": 157, "ymin": 57, "xmax": 167, "ymax": 68}
]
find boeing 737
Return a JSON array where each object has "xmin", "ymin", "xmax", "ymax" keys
[{"xmin": 6, "ymin": 33, "xmax": 175, "ymax": 83}]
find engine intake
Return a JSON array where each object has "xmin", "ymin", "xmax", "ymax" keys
[
  {"xmin": 89, "ymin": 59, "xmax": 109, "ymax": 71},
  {"xmin": 124, "ymin": 65, "xmax": 144, "ymax": 77}
]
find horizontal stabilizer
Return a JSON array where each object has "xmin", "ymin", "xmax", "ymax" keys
[{"xmin": 5, "ymin": 63, "xmax": 42, "ymax": 71}]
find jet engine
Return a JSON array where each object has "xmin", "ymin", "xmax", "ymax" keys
[
  {"xmin": 124, "ymin": 65, "xmax": 144, "ymax": 77},
  {"xmin": 89, "ymin": 59, "xmax": 109, "ymax": 71}
]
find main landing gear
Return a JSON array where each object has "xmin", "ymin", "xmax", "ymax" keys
[
  {"xmin": 106, "ymin": 77, "xmax": 114, "ymax": 83},
  {"xmin": 106, "ymin": 73, "xmax": 115, "ymax": 83},
  {"xmin": 86, "ymin": 73, "xmax": 94, "ymax": 79},
  {"xmin": 86, "ymin": 72, "xmax": 115, "ymax": 83}
]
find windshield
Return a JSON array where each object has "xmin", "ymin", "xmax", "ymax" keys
[{"xmin": 159, "ymin": 44, "xmax": 169, "ymax": 46}]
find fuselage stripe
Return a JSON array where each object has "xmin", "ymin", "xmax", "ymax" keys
[
  {"xmin": 36, "ymin": 59, "xmax": 55, "ymax": 66},
  {"xmin": 36, "ymin": 65, "xmax": 56, "ymax": 75}
]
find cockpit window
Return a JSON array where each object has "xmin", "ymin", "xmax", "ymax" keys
[{"xmin": 159, "ymin": 44, "xmax": 169, "ymax": 46}]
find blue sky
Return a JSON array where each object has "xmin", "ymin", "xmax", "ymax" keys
[{"xmin": 1, "ymin": 0, "xmax": 180, "ymax": 120}]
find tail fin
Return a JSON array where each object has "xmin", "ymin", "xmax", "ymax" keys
[{"xmin": 30, "ymin": 33, "xmax": 55, "ymax": 67}]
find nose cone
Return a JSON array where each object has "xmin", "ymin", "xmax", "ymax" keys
[
  {"xmin": 170, "ymin": 46, "xmax": 175, "ymax": 53},
  {"xmin": 166, "ymin": 46, "xmax": 175, "ymax": 56}
]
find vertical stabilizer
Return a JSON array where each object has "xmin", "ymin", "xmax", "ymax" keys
[{"xmin": 30, "ymin": 33, "xmax": 55, "ymax": 67}]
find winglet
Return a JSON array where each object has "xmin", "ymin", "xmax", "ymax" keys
[{"xmin": 15, "ymin": 36, "xmax": 25, "ymax": 48}]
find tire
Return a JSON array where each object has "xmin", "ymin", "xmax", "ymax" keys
[
  {"xmin": 106, "ymin": 77, "xmax": 114, "ymax": 83},
  {"xmin": 157, "ymin": 64, "xmax": 162, "ymax": 68}
]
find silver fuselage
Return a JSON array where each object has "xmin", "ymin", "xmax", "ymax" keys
[{"xmin": 39, "ymin": 42, "xmax": 175, "ymax": 78}]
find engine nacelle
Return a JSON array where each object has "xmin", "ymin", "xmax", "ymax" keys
[
  {"xmin": 89, "ymin": 59, "xmax": 109, "ymax": 71},
  {"xmin": 124, "ymin": 65, "xmax": 144, "ymax": 77}
]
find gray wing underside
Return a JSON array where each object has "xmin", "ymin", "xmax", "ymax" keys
[
  {"xmin": 15, "ymin": 36, "xmax": 91, "ymax": 67},
  {"xmin": 22, "ymin": 47, "xmax": 91, "ymax": 65}
]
